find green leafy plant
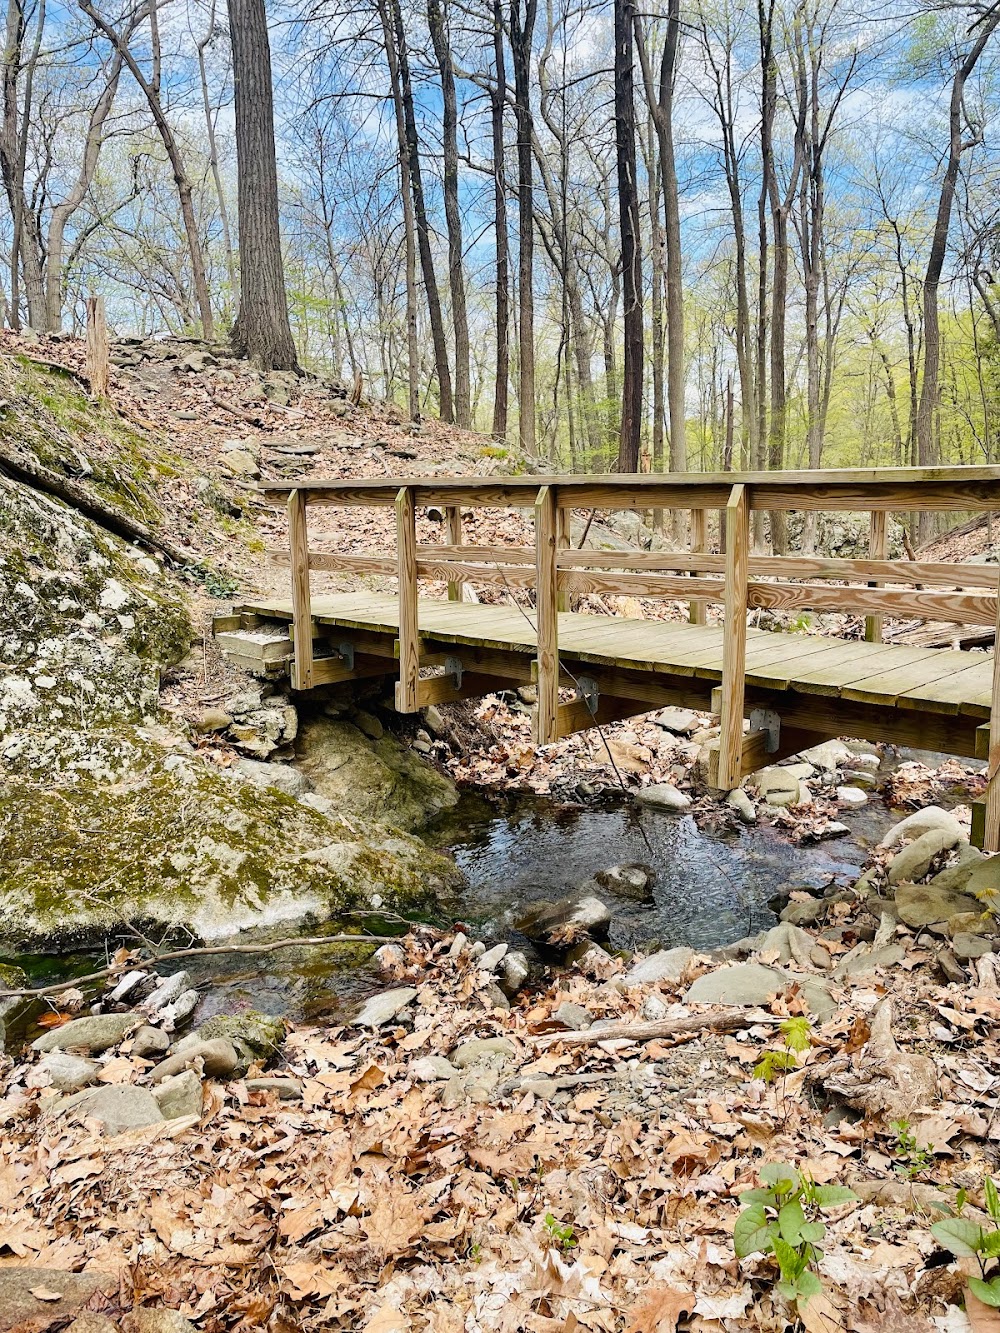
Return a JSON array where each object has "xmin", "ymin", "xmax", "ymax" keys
[
  {"xmin": 734, "ymin": 1163, "xmax": 857, "ymax": 1311},
  {"xmin": 754, "ymin": 1017, "xmax": 813, "ymax": 1084},
  {"xmin": 181, "ymin": 561, "xmax": 239, "ymax": 600},
  {"xmin": 890, "ymin": 1119, "xmax": 936, "ymax": 1181},
  {"xmin": 931, "ymin": 1175, "xmax": 1000, "ymax": 1307},
  {"xmin": 543, "ymin": 1213, "xmax": 577, "ymax": 1250}
]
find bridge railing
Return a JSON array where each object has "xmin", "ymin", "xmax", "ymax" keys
[{"xmin": 264, "ymin": 467, "xmax": 1000, "ymax": 848}]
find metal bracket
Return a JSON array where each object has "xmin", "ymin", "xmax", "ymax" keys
[
  {"xmin": 444, "ymin": 655, "xmax": 463, "ymax": 690},
  {"xmin": 337, "ymin": 641, "xmax": 355, "ymax": 671},
  {"xmin": 576, "ymin": 675, "xmax": 599, "ymax": 718},
  {"xmin": 749, "ymin": 707, "xmax": 781, "ymax": 753}
]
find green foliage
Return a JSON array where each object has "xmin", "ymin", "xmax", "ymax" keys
[
  {"xmin": 753, "ymin": 1017, "xmax": 813, "ymax": 1083},
  {"xmin": 543, "ymin": 1213, "xmax": 577, "ymax": 1250},
  {"xmin": 931, "ymin": 1174, "xmax": 1000, "ymax": 1305},
  {"xmin": 890, "ymin": 1119, "xmax": 935, "ymax": 1180},
  {"xmin": 180, "ymin": 561, "xmax": 240, "ymax": 599},
  {"xmin": 734, "ymin": 1163, "xmax": 857, "ymax": 1312}
]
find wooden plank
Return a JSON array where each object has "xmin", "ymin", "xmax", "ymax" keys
[
  {"xmin": 445, "ymin": 507, "xmax": 465, "ymax": 602},
  {"xmin": 707, "ymin": 731, "xmax": 769, "ymax": 788},
  {"xmin": 747, "ymin": 580, "xmax": 998, "ymax": 627},
  {"xmin": 308, "ymin": 653, "xmax": 396, "ymax": 687},
  {"xmin": 865, "ymin": 511, "xmax": 888, "ymax": 643},
  {"xmin": 557, "ymin": 567, "xmax": 725, "ymax": 600},
  {"xmin": 408, "ymin": 670, "xmax": 516, "ymax": 708},
  {"xmin": 717, "ymin": 483, "xmax": 750, "ymax": 789},
  {"xmin": 287, "ymin": 489, "xmax": 314, "ymax": 691},
  {"xmin": 689, "ymin": 509, "xmax": 708, "ymax": 626},
  {"xmin": 534, "ymin": 485, "xmax": 559, "ymax": 745},
  {"xmin": 394, "ymin": 486, "xmax": 420, "ymax": 712},
  {"xmin": 843, "ymin": 652, "xmax": 991, "ymax": 714},
  {"xmin": 421, "ymin": 542, "xmax": 535, "ymax": 565}
]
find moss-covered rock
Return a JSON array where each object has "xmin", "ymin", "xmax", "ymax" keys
[
  {"xmin": 294, "ymin": 716, "xmax": 458, "ymax": 830},
  {"xmin": 199, "ymin": 1010, "xmax": 286, "ymax": 1069}
]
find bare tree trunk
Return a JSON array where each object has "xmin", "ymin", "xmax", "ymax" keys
[
  {"xmin": 615, "ymin": 0, "xmax": 643, "ymax": 473},
  {"xmin": 490, "ymin": 0, "xmax": 509, "ymax": 440},
  {"xmin": 428, "ymin": 0, "xmax": 471, "ymax": 427},
  {"xmin": 80, "ymin": 0, "xmax": 215, "ymax": 340},
  {"xmin": 391, "ymin": 0, "xmax": 454, "ymax": 422},
  {"xmin": 1, "ymin": 0, "xmax": 47, "ymax": 328},
  {"xmin": 511, "ymin": 0, "xmax": 537, "ymax": 456},
  {"xmin": 915, "ymin": 11, "xmax": 999, "ymax": 542},
  {"xmin": 197, "ymin": 0, "xmax": 237, "ymax": 304}
]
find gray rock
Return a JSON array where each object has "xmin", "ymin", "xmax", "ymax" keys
[
  {"xmin": 780, "ymin": 897, "xmax": 827, "ymax": 927},
  {"xmin": 635, "ymin": 783, "xmax": 692, "ymax": 812},
  {"xmin": 142, "ymin": 970, "xmax": 192, "ymax": 1014},
  {"xmin": 514, "ymin": 894, "xmax": 611, "ymax": 945},
  {"xmin": 952, "ymin": 932, "xmax": 993, "ymax": 961},
  {"xmin": 108, "ymin": 968, "xmax": 149, "ymax": 1003},
  {"xmin": 650, "ymin": 707, "xmax": 700, "ymax": 735},
  {"xmin": 836, "ymin": 786, "xmax": 868, "ymax": 808},
  {"xmin": 158, "ymin": 988, "xmax": 199, "ymax": 1029},
  {"xmin": 499, "ymin": 949, "xmax": 530, "ymax": 996},
  {"xmin": 234, "ymin": 757, "xmax": 313, "ymax": 798},
  {"xmin": 834, "ymin": 943, "xmax": 906, "ymax": 980},
  {"xmin": 552, "ymin": 1002, "xmax": 592, "ymax": 1030},
  {"xmin": 220, "ymin": 448, "xmax": 260, "ymax": 478},
  {"xmin": 122, "ymin": 1312, "xmax": 199, "ymax": 1333},
  {"xmin": 353, "ymin": 709, "xmax": 384, "ymax": 740},
  {"xmin": 964, "ymin": 854, "xmax": 1000, "ymax": 903},
  {"xmin": 26, "ymin": 1051, "xmax": 99, "ymax": 1093},
  {"xmin": 937, "ymin": 948, "xmax": 967, "ymax": 984},
  {"xmin": 894, "ymin": 881, "xmax": 979, "ymax": 928},
  {"xmin": 594, "ymin": 862, "xmax": 656, "ymax": 901},
  {"xmin": 422, "ymin": 705, "xmax": 447, "ymax": 736},
  {"xmin": 410, "ymin": 1055, "xmax": 458, "ymax": 1081},
  {"xmin": 622, "ymin": 946, "xmax": 694, "ymax": 986},
  {"xmin": 751, "ymin": 767, "xmax": 801, "ymax": 807},
  {"xmin": 641, "ymin": 994, "xmax": 670, "ymax": 1021},
  {"xmin": 889, "ymin": 830, "xmax": 952, "ymax": 885},
  {"xmin": 151, "ymin": 1069, "xmax": 203, "ymax": 1120},
  {"xmin": 879, "ymin": 806, "xmax": 964, "ymax": 850},
  {"xmin": 448, "ymin": 932, "xmax": 468, "ymax": 957},
  {"xmin": 684, "ymin": 962, "xmax": 835, "ymax": 1020},
  {"xmin": 928, "ymin": 845, "xmax": 985, "ymax": 894},
  {"xmin": 150, "ymin": 1038, "xmax": 240, "ymax": 1084},
  {"xmin": 848, "ymin": 750, "xmax": 881, "ymax": 771},
  {"xmin": 130, "ymin": 1025, "xmax": 171, "ymax": 1059},
  {"xmin": 194, "ymin": 708, "xmax": 233, "ymax": 733},
  {"xmin": 799, "ymin": 739, "xmax": 852, "ymax": 771},
  {"xmin": 481, "ymin": 980, "xmax": 511, "ymax": 1010},
  {"xmin": 452, "ymin": 1036, "xmax": 517, "ymax": 1068},
  {"xmin": 726, "ymin": 788, "xmax": 757, "ymax": 824},
  {"xmin": 0, "ymin": 1268, "xmax": 113, "ymax": 1332},
  {"xmin": 53, "ymin": 1085, "xmax": 165, "ymax": 1134},
  {"xmin": 32, "ymin": 1012, "xmax": 139, "ymax": 1054},
  {"xmin": 353, "ymin": 986, "xmax": 418, "ymax": 1027},
  {"xmin": 782, "ymin": 762, "xmax": 817, "ymax": 782},
  {"xmin": 842, "ymin": 769, "xmax": 878, "ymax": 791},
  {"xmin": 755, "ymin": 922, "xmax": 816, "ymax": 968},
  {"xmin": 477, "ymin": 942, "xmax": 509, "ymax": 972},
  {"xmin": 245, "ymin": 1076, "xmax": 303, "ymax": 1099},
  {"xmin": 67, "ymin": 1316, "xmax": 119, "ymax": 1333}
]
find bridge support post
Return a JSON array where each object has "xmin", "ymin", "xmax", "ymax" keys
[
  {"xmin": 717, "ymin": 483, "xmax": 749, "ymax": 790},
  {"xmin": 287, "ymin": 489, "xmax": 314, "ymax": 690},
  {"xmin": 534, "ymin": 485, "xmax": 560, "ymax": 745},
  {"xmin": 395, "ymin": 486, "xmax": 420, "ymax": 712}
]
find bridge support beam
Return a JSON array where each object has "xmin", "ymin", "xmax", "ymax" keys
[{"xmin": 717, "ymin": 483, "xmax": 750, "ymax": 790}]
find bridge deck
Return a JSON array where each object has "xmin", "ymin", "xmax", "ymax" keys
[{"xmin": 242, "ymin": 592, "xmax": 994, "ymax": 721}]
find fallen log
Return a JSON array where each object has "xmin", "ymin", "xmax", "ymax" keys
[
  {"xmin": 534, "ymin": 1010, "xmax": 776, "ymax": 1047},
  {"xmin": 0, "ymin": 441, "xmax": 192, "ymax": 566}
]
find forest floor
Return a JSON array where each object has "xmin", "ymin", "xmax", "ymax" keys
[{"xmin": 2, "ymin": 334, "xmax": 999, "ymax": 1333}]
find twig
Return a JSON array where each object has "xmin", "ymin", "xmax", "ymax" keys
[
  {"xmin": 534, "ymin": 1010, "xmax": 777, "ymax": 1047},
  {"xmin": 0, "ymin": 934, "xmax": 398, "ymax": 1000}
]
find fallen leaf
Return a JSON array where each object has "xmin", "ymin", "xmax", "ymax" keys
[
  {"xmin": 625, "ymin": 1285, "xmax": 692, "ymax": 1332},
  {"xmin": 29, "ymin": 1287, "xmax": 63, "ymax": 1301}
]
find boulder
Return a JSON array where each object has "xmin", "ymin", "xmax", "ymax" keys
[
  {"xmin": 52, "ymin": 1085, "xmax": 165, "ymax": 1134},
  {"xmin": 879, "ymin": 806, "xmax": 964, "ymax": 850},
  {"xmin": 622, "ymin": 946, "xmax": 694, "ymax": 986},
  {"xmin": 353, "ymin": 987, "xmax": 417, "ymax": 1028},
  {"xmin": 726, "ymin": 788, "xmax": 757, "ymax": 824},
  {"xmin": 551, "ymin": 1002, "xmax": 592, "ymax": 1030},
  {"xmin": 0, "ymin": 1268, "xmax": 113, "ymax": 1333},
  {"xmin": 894, "ymin": 881, "xmax": 979, "ymax": 929},
  {"xmin": 32, "ymin": 1012, "xmax": 139, "ymax": 1054},
  {"xmin": 515, "ymin": 895, "xmax": 611, "ymax": 945},
  {"xmin": 194, "ymin": 708, "xmax": 233, "ymax": 733},
  {"xmin": 594, "ymin": 862, "xmax": 656, "ymax": 901},
  {"xmin": 149, "ymin": 1038, "xmax": 240, "ymax": 1084},
  {"xmin": 220, "ymin": 448, "xmax": 260, "ymax": 479},
  {"xmin": 635, "ymin": 784, "xmax": 692, "ymax": 812},
  {"xmin": 780, "ymin": 897, "xmax": 827, "ymax": 927},
  {"xmin": 684, "ymin": 961, "xmax": 835, "ymax": 1020},
  {"xmin": 151, "ymin": 1069, "xmax": 203, "ymax": 1120},
  {"xmin": 929, "ymin": 845, "xmax": 985, "ymax": 895},
  {"xmin": 754, "ymin": 922, "xmax": 816, "ymax": 968},
  {"xmin": 650, "ymin": 707, "xmax": 700, "ymax": 735},
  {"xmin": 888, "ymin": 830, "xmax": 951, "ymax": 885},
  {"xmin": 799, "ymin": 739, "xmax": 852, "ymax": 771},
  {"xmin": 751, "ymin": 767, "xmax": 801, "ymax": 807},
  {"xmin": 130, "ymin": 1025, "xmax": 171, "ymax": 1059},
  {"xmin": 952, "ymin": 932, "xmax": 993, "ymax": 961},
  {"xmin": 26, "ymin": 1051, "xmax": 99, "ymax": 1093},
  {"xmin": 452, "ymin": 1037, "xmax": 517, "ymax": 1069},
  {"xmin": 199, "ymin": 1009, "xmax": 285, "ymax": 1066}
]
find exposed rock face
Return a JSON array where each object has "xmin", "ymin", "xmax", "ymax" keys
[
  {"xmin": 294, "ymin": 715, "xmax": 458, "ymax": 830},
  {"xmin": 0, "ymin": 1267, "xmax": 113, "ymax": 1332}
]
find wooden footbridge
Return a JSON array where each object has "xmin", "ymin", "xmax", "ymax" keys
[{"xmin": 219, "ymin": 468, "xmax": 1000, "ymax": 849}]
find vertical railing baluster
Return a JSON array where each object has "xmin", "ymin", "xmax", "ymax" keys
[
  {"xmin": 986, "ymin": 571, "xmax": 1000, "ymax": 852},
  {"xmin": 534, "ymin": 485, "xmax": 560, "ymax": 744},
  {"xmin": 287, "ymin": 488, "xmax": 313, "ymax": 691},
  {"xmin": 865, "ymin": 510, "xmax": 888, "ymax": 644},
  {"xmin": 717, "ymin": 483, "xmax": 750, "ymax": 790},
  {"xmin": 445, "ymin": 504, "xmax": 465, "ymax": 602},
  {"xmin": 689, "ymin": 508, "xmax": 707, "ymax": 625},
  {"xmin": 395, "ymin": 485, "xmax": 420, "ymax": 712},
  {"xmin": 556, "ymin": 503, "xmax": 572, "ymax": 613}
]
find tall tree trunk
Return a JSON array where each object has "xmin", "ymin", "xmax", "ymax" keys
[
  {"xmin": 391, "ymin": 0, "xmax": 453, "ymax": 422},
  {"xmin": 427, "ymin": 0, "xmax": 470, "ymax": 427},
  {"xmin": 915, "ymin": 11, "xmax": 999, "ymax": 542},
  {"xmin": 490, "ymin": 0, "xmax": 509, "ymax": 440},
  {"xmin": 615, "ymin": 0, "xmax": 643, "ymax": 472},
  {"xmin": 197, "ymin": 0, "xmax": 237, "ymax": 304},
  {"xmin": 1, "ymin": 0, "xmax": 46, "ymax": 329},
  {"xmin": 511, "ymin": 0, "xmax": 537, "ymax": 456}
]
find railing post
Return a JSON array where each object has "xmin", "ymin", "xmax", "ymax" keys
[
  {"xmin": 287, "ymin": 488, "xmax": 314, "ymax": 691},
  {"xmin": 556, "ymin": 503, "xmax": 572, "ymax": 613},
  {"xmin": 534, "ymin": 484, "xmax": 559, "ymax": 745},
  {"xmin": 689, "ymin": 508, "xmax": 707, "ymax": 625},
  {"xmin": 85, "ymin": 294, "xmax": 109, "ymax": 399},
  {"xmin": 395, "ymin": 485, "xmax": 420, "ymax": 712},
  {"xmin": 445, "ymin": 505, "xmax": 465, "ymax": 602},
  {"xmin": 865, "ymin": 510, "xmax": 888, "ymax": 644},
  {"xmin": 986, "ymin": 572, "xmax": 1000, "ymax": 852},
  {"xmin": 717, "ymin": 483, "xmax": 750, "ymax": 790}
]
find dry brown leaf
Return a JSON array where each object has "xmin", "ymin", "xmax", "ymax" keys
[
  {"xmin": 624, "ymin": 1285, "xmax": 693, "ymax": 1332},
  {"xmin": 28, "ymin": 1286, "xmax": 64, "ymax": 1301}
]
